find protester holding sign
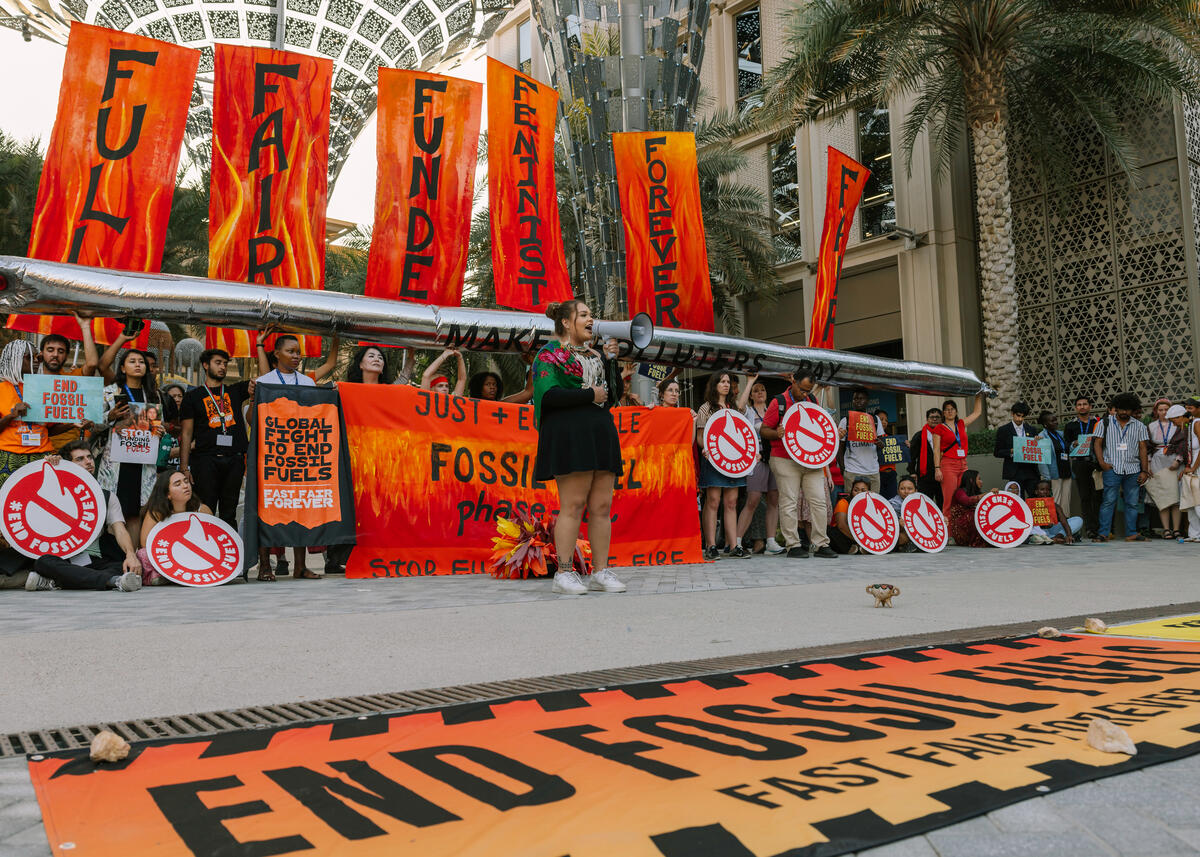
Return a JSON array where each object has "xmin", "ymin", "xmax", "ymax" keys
[
  {"xmin": 1032, "ymin": 480, "xmax": 1081, "ymax": 544},
  {"xmin": 1063, "ymin": 394, "xmax": 1102, "ymax": 539},
  {"xmin": 532, "ymin": 300, "xmax": 626, "ymax": 596},
  {"xmin": 1035, "ymin": 411, "xmax": 1072, "ymax": 512},
  {"xmin": 656, "ymin": 377, "xmax": 694, "ymax": 419},
  {"xmin": 95, "ymin": 350, "xmax": 162, "ymax": 545},
  {"xmin": 1093, "ymin": 392, "xmax": 1151, "ymax": 542},
  {"xmin": 137, "ymin": 470, "xmax": 213, "ymax": 585},
  {"xmin": 256, "ymin": 329, "xmax": 339, "ymax": 387},
  {"xmin": 938, "ymin": 393, "xmax": 984, "ymax": 514},
  {"xmin": 23, "ymin": 441, "xmax": 143, "ymax": 593},
  {"xmin": 837, "ymin": 387, "xmax": 884, "ymax": 494},
  {"xmin": 737, "ymin": 379, "xmax": 783, "ymax": 556},
  {"xmin": 38, "ymin": 315, "xmax": 100, "ymax": 449},
  {"xmin": 993, "ymin": 401, "xmax": 1039, "ymax": 497},
  {"xmin": 0, "ymin": 341, "xmax": 54, "ymax": 489},
  {"xmin": 695, "ymin": 372, "xmax": 754, "ymax": 560},
  {"xmin": 1147, "ymin": 398, "xmax": 1183, "ymax": 539}
]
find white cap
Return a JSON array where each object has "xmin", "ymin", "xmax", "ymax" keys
[{"xmin": 1166, "ymin": 404, "xmax": 1187, "ymax": 419}]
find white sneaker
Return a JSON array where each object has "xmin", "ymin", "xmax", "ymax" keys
[
  {"xmin": 114, "ymin": 571, "xmax": 142, "ymax": 592},
  {"xmin": 764, "ymin": 538, "xmax": 785, "ymax": 555},
  {"xmin": 588, "ymin": 568, "xmax": 627, "ymax": 593},
  {"xmin": 552, "ymin": 570, "xmax": 588, "ymax": 595},
  {"xmin": 24, "ymin": 571, "xmax": 59, "ymax": 591}
]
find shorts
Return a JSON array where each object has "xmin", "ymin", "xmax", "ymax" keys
[{"xmin": 746, "ymin": 459, "xmax": 777, "ymax": 493}]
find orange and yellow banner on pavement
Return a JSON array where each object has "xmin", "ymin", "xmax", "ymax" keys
[
  {"xmin": 12, "ymin": 22, "xmax": 197, "ymax": 346},
  {"xmin": 339, "ymin": 384, "xmax": 701, "ymax": 576},
  {"xmin": 365, "ymin": 69, "xmax": 481, "ymax": 307},
  {"xmin": 613, "ymin": 131, "xmax": 714, "ymax": 332},
  {"xmin": 809, "ymin": 146, "xmax": 869, "ymax": 350},
  {"xmin": 207, "ymin": 44, "xmax": 332, "ymax": 357},
  {"xmin": 1092, "ymin": 615, "xmax": 1200, "ymax": 642},
  {"xmin": 486, "ymin": 58, "xmax": 573, "ymax": 313},
  {"xmin": 28, "ymin": 635, "xmax": 1200, "ymax": 856}
]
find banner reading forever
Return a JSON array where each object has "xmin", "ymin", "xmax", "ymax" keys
[
  {"xmin": 207, "ymin": 43, "xmax": 332, "ymax": 357},
  {"xmin": 244, "ymin": 384, "xmax": 355, "ymax": 557},
  {"xmin": 12, "ymin": 22, "xmax": 197, "ymax": 346},
  {"xmin": 809, "ymin": 146, "xmax": 870, "ymax": 350},
  {"xmin": 27, "ymin": 636, "xmax": 1200, "ymax": 857},
  {"xmin": 613, "ymin": 131, "xmax": 715, "ymax": 332},
  {"xmin": 486, "ymin": 58, "xmax": 572, "ymax": 312},
  {"xmin": 339, "ymin": 384, "xmax": 701, "ymax": 576},
  {"xmin": 366, "ymin": 68, "xmax": 481, "ymax": 307}
]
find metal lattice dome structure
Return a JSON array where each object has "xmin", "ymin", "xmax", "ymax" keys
[{"xmin": 0, "ymin": 0, "xmax": 508, "ymax": 183}]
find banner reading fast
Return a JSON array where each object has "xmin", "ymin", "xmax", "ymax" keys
[
  {"xmin": 28, "ymin": 636, "xmax": 1200, "ymax": 857},
  {"xmin": 366, "ymin": 69, "xmax": 481, "ymax": 307},
  {"xmin": 486, "ymin": 58, "xmax": 572, "ymax": 312},
  {"xmin": 339, "ymin": 384, "xmax": 701, "ymax": 576},
  {"xmin": 613, "ymin": 131, "xmax": 715, "ymax": 332},
  {"xmin": 12, "ymin": 22, "xmax": 197, "ymax": 346},
  {"xmin": 808, "ymin": 146, "xmax": 869, "ymax": 350},
  {"xmin": 207, "ymin": 44, "xmax": 332, "ymax": 357}
]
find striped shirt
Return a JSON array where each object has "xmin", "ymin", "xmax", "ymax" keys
[{"xmin": 1098, "ymin": 415, "xmax": 1148, "ymax": 474}]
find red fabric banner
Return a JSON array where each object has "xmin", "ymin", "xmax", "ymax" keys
[
  {"xmin": 339, "ymin": 384, "xmax": 701, "ymax": 576},
  {"xmin": 12, "ymin": 22, "xmax": 197, "ymax": 346},
  {"xmin": 808, "ymin": 146, "xmax": 870, "ymax": 349},
  {"xmin": 207, "ymin": 44, "xmax": 332, "ymax": 357},
  {"xmin": 613, "ymin": 131, "xmax": 714, "ymax": 331},
  {"xmin": 486, "ymin": 58, "xmax": 572, "ymax": 312},
  {"xmin": 365, "ymin": 69, "xmax": 481, "ymax": 308}
]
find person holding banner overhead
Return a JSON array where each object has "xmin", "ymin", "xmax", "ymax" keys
[
  {"xmin": 533, "ymin": 300, "xmax": 626, "ymax": 596},
  {"xmin": 938, "ymin": 393, "xmax": 984, "ymax": 515},
  {"xmin": 421, "ymin": 349, "xmax": 467, "ymax": 397},
  {"xmin": 0, "ymin": 340, "xmax": 54, "ymax": 489}
]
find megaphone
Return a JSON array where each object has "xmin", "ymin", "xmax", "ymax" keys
[{"xmin": 592, "ymin": 312, "xmax": 654, "ymax": 350}]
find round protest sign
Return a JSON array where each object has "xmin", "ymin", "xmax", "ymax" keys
[
  {"xmin": 900, "ymin": 493, "xmax": 948, "ymax": 553},
  {"xmin": 780, "ymin": 401, "xmax": 839, "ymax": 468},
  {"xmin": 974, "ymin": 492, "xmax": 1033, "ymax": 548},
  {"xmin": 145, "ymin": 513, "xmax": 243, "ymax": 587},
  {"xmin": 702, "ymin": 409, "xmax": 760, "ymax": 478},
  {"xmin": 847, "ymin": 491, "xmax": 899, "ymax": 555},
  {"xmin": 0, "ymin": 460, "xmax": 106, "ymax": 559}
]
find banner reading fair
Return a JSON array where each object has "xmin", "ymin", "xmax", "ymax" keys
[
  {"xmin": 614, "ymin": 131, "xmax": 715, "ymax": 332},
  {"xmin": 808, "ymin": 146, "xmax": 870, "ymax": 350},
  {"xmin": 207, "ymin": 44, "xmax": 332, "ymax": 357},
  {"xmin": 13, "ymin": 22, "xmax": 197, "ymax": 346},
  {"xmin": 339, "ymin": 384, "xmax": 701, "ymax": 576},
  {"xmin": 486, "ymin": 58, "xmax": 572, "ymax": 312},
  {"xmin": 366, "ymin": 69, "xmax": 481, "ymax": 307}
]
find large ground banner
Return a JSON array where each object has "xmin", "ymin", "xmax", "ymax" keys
[
  {"xmin": 1097, "ymin": 615, "xmax": 1200, "ymax": 641},
  {"xmin": 339, "ymin": 384, "xmax": 701, "ymax": 576},
  {"xmin": 28, "ymin": 636, "xmax": 1200, "ymax": 857}
]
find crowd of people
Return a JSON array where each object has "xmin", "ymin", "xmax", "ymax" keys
[{"xmin": 2, "ymin": 310, "xmax": 1197, "ymax": 595}]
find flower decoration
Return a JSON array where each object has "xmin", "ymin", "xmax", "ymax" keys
[{"xmin": 489, "ymin": 508, "xmax": 592, "ymax": 579}]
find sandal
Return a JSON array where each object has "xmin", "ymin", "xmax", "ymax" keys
[
  {"xmin": 1124, "ymin": 534, "xmax": 1147, "ymax": 542},
  {"xmin": 296, "ymin": 568, "xmax": 323, "ymax": 579},
  {"xmin": 255, "ymin": 569, "xmax": 276, "ymax": 582},
  {"xmin": 1163, "ymin": 529, "xmax": 1175, "ymax": 540}
]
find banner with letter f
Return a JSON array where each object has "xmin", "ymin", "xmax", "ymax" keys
[{"xmin": 808, "ymin": 146, "xmax": 869, "ymax": 349}]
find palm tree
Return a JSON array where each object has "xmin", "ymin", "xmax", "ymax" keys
[
  {"xmin": 761, "ymin": 0, "xmax": 1200, "ymax": 424},
  {"xmin": 0, "ymin": 131, "xmax": 42, "ymax": 260}
]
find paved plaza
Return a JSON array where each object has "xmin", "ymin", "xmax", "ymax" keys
[{"xmin": 3, "ymin": 540, "xmax": 1200, "ymax": 856}]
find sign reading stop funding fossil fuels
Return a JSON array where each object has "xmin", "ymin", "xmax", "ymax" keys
[{"xmin": 20, "ymin": 374, "xmax": 104, "ymax": 424}]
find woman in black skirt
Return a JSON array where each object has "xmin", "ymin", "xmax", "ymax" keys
[{"xmin": 533, "ymin": 300, "xmax": 626, "ymax": 595}]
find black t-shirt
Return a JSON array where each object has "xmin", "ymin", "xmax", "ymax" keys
[{"xmin": 181, "ymin": 381, "xmax": 251, "ymax": 455}]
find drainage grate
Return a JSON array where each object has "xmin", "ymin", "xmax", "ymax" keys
[{"xmin": 6, "ymin": 601, "xmax": 1197, "ymax": 759}]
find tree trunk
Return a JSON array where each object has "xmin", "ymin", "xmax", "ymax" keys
[{"xmin": 969, "ymin": 115, "xmax": 1020, "ymax": 428}]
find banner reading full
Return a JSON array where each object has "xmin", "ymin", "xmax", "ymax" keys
[
  {"xmin": 207, "ymin": 44, "xmax": 332, "ymax": 357},
  {"xmin": 12, "ymin": 22, "xmax": 197, "ymax": 345},
  {"xmin": 340, "ymin": 384, "xmax": 701, "ymax": 576},
  {"xmin": 614, "ymin": 131, "xmax": 715, "ymax": 332},
  {"xmin": 486, "ymin": 58, "xmax": 572, "ymax": 312},
  {"xmin": 366, "ymin": 69, "xmax": 481, "ymax": 306},
  {"xmin": 809, "ymin": 146, "xmax": 869, "ymax": 349}
]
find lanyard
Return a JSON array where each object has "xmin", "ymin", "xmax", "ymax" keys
[
  {"xmin": 123, "ymin": 384, "xmax": 144, "ymax": 404},
  {"xmin": 1047, "ymin": 429, "xmax": 1063, "ymax": 451},
  {"xmin": 274, "ymin": 369, "xmax": 298, "ymax": 385},
  {"xmin": 1157, "ymin": 419, "xmax": 1174, "ymax": 447},
  {"xmin": 951, "ymin": 419, "xmax": 963, "ymax": 448},
  {"xmin": 206, "ymin": 384, "xmax": 231, "ymax": 433},
  {"xmin": 1111, "ymin": 416, "xmax": 1132, "ymax": 446}
]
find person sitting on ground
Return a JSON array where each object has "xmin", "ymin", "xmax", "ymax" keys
[
  {"xmin": 889, "ymin": 475, "xmax": 919, "ymax": 552},
  {"xmin": 1030, "ymin": 479, "xmax": 1082, "ymax": 545},
  {"xmin": 137, "ymin": 469, "xmax": 213, "ymax": 585},
  {"xmin": 421, "ymin": 348, "xmax": 467, "ymax": 396},
  {"xmin": 24, "ymin": 441, "xmax": 143, "ymax": 593},
  {"xmin": 830, "ymin": 478, "xmax": 871, "ymax": 555},
  {"xmin": 947, "ymin": 469, "xmax": 990, "ymax": 547}
]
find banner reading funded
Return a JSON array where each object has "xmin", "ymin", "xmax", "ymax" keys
[
  {"xmin": 809, "ymin": 146, "xmax": 870, "ymax": 350},
  {"xmin": 13, "ymin": 22, "xmax": 197, "ymax": 346},
  {"xmin": 339, "ymin": 384, "xmax": 701, "ymax": 576},
  {"xmin": 366, "ymin": 69, "xmax": 481, "ymax": 307},
  {"xmin": 486, "ymin": 58, "xmax": 572, "ymax": 312},
  {"xmin": 613, "ymin": 131, "xmax": 715, "ymax": 332},
  {"xmin": 207, "ymin": 44, "xmax": 332, "ymax": 357}
]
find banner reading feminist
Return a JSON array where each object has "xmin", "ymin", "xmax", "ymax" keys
[
  {"xmin": 339, "ymin": 384, "xmax": 701, "ymax": 576},
  {"xmin": 366, "ymin": 69, "xmax": 481, "ymax": 307},
  {"xmin": 614, "ymin": 131, "xmax": 715, "ymax": 331},
  {"xmin": 207, "ymin": 44, "xmax": 332, "ymax": 357},
  {"xmin": 808, "ymin": 146, "xmax": 870, "ymax": 349},
  {"xmin": 486, "ymin": 58, "xmax": 572, "ymax": 312},
  {"xmin": 12, "ymin": 22, "xmax": 197, "ymax": 346}
]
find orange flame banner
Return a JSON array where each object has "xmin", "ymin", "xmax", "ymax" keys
[
  {"xmin": 365, "ymin": 69, "xmax": 481, "ymax": 307},
  {"xmin": 486, "ymin": 58, "xmax": 573, "ymax": 313},
  {"xmin": 339, "ymin": 384, "xmax": 701, "ymax": 576},
  {"xmin": 809, "ymin": 146, "xmax": 870, "ymax": 350},
  {"xmin": 613, "ymin": 132, "xmax": 715, "ymax": 331},
  {"xmin": 11, "ymin": 22, "xmax": 198, "ymax": 346},
  {"xmin": 207, "ymin": 43, "xmax": 332, "ymax": 357}
]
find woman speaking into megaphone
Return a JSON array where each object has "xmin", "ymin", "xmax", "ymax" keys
[{"xmin": 532, "ymin": 299, "xmax": 628, "ymax": 597}]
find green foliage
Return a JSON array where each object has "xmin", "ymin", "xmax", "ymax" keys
[
  {"xmin": 0, "ymin": 131, "xmax": 42, "ymax": 259},
  {"xmin": 967, "ymin": 428, "xmax": 998, "ymax": 456}
]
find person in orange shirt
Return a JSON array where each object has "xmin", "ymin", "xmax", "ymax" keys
[{"xmin": 0, "ymin": 339, "xmax": 55, "ymax": 488}]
